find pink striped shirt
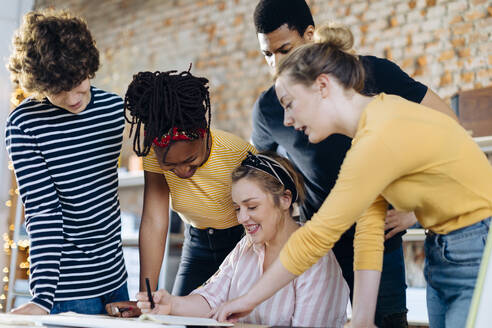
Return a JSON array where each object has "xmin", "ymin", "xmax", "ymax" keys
[{"xmin": 192, "ymin": 236, "xmax": 349, "ymax": 327}]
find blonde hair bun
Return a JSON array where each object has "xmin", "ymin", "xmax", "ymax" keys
[{"xmin": 314, "ymin": 22, "xmax": 354, "ymax": 52}]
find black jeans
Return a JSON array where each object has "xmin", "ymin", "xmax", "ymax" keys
[
  {"xmin": 333, "ymin": 226, "xmax": 408, "ymax": 328},
  {"xmin": 172, "ymin": 224, "xmax": 244, "ymax": 296}
]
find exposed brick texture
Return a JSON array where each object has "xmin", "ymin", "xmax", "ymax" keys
[{"xmin": 33, "ymin": 0, "xmax": 492, "ymax": 167}]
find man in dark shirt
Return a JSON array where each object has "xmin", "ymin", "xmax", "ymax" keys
[{"xmin": 251, "ymin": 1, "xmax": 458, "ymax": 327}]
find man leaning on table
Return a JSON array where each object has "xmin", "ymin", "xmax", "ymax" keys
[{"xmin": 6, "ymin": 10, "xmax": 128, "ymax": 314}]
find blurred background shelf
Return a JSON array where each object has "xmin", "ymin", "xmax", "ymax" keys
[
  {"xmin": 122, "ymin": 232, "xmax": 183, "ymax": 248},
  {"xmin": 474, "ymin": 136, "xmax": 492, "ymax": 154},
  {"xmin": 118, "ymin": 170, "xmax": 144, "ymax": 187},
  {"xmin": 402, "ymin": 229, "xmax": 425, "ymax": 242}
]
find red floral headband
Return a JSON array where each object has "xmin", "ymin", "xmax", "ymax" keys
[{"xmin": 152, "ymin": 127, "xmax": 207, "ymax": 148}]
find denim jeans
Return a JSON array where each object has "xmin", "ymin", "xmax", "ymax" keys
[
  {"xmin": 172, "ymin": 224, "xmax": 244, "ymax": 296},
  {"xmin": 424, "ymin": 217, "xmax": 491, "ymax": 328},
  {"xmin": 50, "ymin": 282, "xmax": 129, "ymax": 314}
]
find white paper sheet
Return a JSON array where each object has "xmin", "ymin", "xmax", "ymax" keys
[
  {"xmin": 0, "ymin": 313, "xmax": 181, "ymax": 328},
  {"xmin": 140, "ymin": 314, "xmax": 234, "ymax": 326}
]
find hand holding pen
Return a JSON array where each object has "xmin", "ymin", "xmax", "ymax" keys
[{"xmin": 136, "ymin": 289, "xmax": 173, "ymax": 315}]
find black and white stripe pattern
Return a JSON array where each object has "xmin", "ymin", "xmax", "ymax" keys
[{"xmin": 5, "ymin": 87, "xmax": 128, "ymax": 311}]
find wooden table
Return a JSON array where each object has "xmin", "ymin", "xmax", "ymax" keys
[{"xmin": 0, "ymin": 312, "xmax": 268, "ymax": 328}]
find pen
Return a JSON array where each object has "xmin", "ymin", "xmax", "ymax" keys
[{"xmin": 145, "ymin": 277, "xmax": 155, "ymax": 309}]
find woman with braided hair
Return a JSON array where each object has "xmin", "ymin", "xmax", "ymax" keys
[{"xmin": 107, "ymin": 69, "xmax": 256, "ymax": 317}]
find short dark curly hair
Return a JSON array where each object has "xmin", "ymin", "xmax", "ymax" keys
[
  {"xmin": 8, "ymin": 10, "xmax": 99, "ymax": 99},
  {"xmin": 254, "ymin": 0, "xmax": 314, "ymax": 36}
]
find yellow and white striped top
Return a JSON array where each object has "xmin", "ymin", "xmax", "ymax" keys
[{"xmin": 143, "ymin": 129, "xmax": 257, "ymax": 229}]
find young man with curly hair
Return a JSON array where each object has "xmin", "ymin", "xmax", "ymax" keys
[{"xmin": 5, "ymin": 11, "xmax": 128, "ymax": 315}]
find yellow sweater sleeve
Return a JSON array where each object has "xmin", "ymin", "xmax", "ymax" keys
[
  {"xmin": 354, "ymin": 195, "xmax": 387, "ymax": 270},
  {"xmin": 280, "ymin": 130, "xmax": 401, "ymax": 275}
]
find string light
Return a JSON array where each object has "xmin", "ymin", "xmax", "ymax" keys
[
  {"xmin": 2, "ymin": 201, "xmax": 30, "ymax": 307},
  {"xmin": 3, "ymin": 88, "xmax": 31, "ymax": 310}
]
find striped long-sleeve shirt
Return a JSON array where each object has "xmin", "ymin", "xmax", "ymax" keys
[
  {"xmin": 192, "ymin": 235, "xmax": 349, "ymax": 327},
  {"xmin": 5, "ymin": 86, "xmax": 128, "ymax": 312}
]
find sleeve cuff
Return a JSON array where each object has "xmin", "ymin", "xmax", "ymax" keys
[
  {"xmin": 279, "ymin": 247, "xmax": 304, "ymax": 276},
  {"xmin": 190, "ymin": 290, "xmax": 217, "ymax": 310},
  {"xmin": 354, "ymin": 250, "xmax": 383, "ymax": 271},
  {"xmin": 30, "ymin": 297, "xmax": 53, "ymax": 313}
]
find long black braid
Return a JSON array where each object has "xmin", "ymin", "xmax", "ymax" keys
[{"xmin": 124, "ymin": 69, "xmax": 211, "ymax": 157}]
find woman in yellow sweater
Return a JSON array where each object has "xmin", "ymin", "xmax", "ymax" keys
[{"xmin": 213, "ymin": 25, "xmax": 492, "ymax": 328}]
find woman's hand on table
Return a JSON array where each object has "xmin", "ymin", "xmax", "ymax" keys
[
  {"xmin": 209, "ymin": 294, "xmax": 255, "ymax": 323},
  {"xmin": 136, "ymin": 290, "xmax": 172, "ymax": 315},
  {"xmin": 105, "ymin": 301, "xmax": 140, "ymax": 318},
  {"xmin": 11, "ymin": 302, "xmax": 48, "ymax": 315}
]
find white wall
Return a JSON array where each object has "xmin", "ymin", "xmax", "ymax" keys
[
  {"xmin": 0, "ymin": 0, "xmax": 34, "ymax": 305},
  {"xmin": 0, "ymin": 0, "xmax": 34, "ymax": 190}
]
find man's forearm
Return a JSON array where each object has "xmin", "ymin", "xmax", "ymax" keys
[
  {"xmin": 7, "ymin": 123, "xmax": 64, "ymax": 312},
  {"xmin": 421, "ymin": 89, "xmax": 458, "ymax": 121},
  {"xmin": 26, "ymin": 210, "xmax": 64, "ymax": 312}
]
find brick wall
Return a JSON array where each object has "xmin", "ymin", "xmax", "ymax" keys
[
  {"xmin": 33, "ymin": 0, "xmax": 491, "ymax": 166},
  {"xmin": 311, "ymin": 0, "xmax": 492, "ymax": 99}
]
